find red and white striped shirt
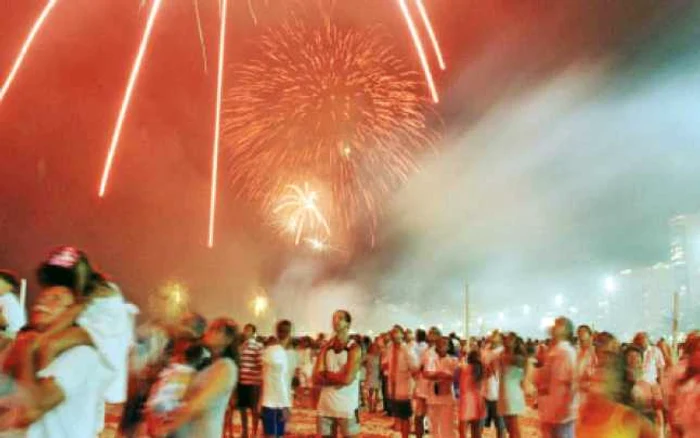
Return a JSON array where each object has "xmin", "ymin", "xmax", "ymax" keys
[{"xmin": 239, "ymin": 339, "xmax": 263, "ymax": 386}]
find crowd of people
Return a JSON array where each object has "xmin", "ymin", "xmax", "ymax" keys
[{"xmin": 0, "ymin": 246, "xmax": 698, "ymax": 438}]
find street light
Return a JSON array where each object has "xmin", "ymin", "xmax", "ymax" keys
[
  {"xmin": 605, "ymin": 276, "xmax": 617, "ymax": 294},
  {"xmin": 554, "ymin": 294, "xmax": 564, "ymax": 307}
]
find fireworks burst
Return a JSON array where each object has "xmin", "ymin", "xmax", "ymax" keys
[
  {"xmin": 223, "ymin": 20, "xmax": 438, "ymax": 246},
  {"xmin": 273, "ymin": 183, "xmax": 331, "ymax": 246},
  {"xmin": 1, "ymin": 1, "xmax": 444, "ymax": 248}
]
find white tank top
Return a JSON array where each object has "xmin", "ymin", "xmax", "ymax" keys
[{"xmin": 317, "ymin": 340, "xmax": 360, "ymax": 419}]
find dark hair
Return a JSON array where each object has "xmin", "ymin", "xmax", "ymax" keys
[
  {"xmin": 467, "ymin": 350, "xmax": 484, "ymax": 383},
  {"xmin": 36, "ymin": 247, "xmax": 92, "ymax": 296},
  {"xmin": 577, "ymin": 325, "xmax": 592, "ymax": 336},
  {"xmin": 416, "ymin": 329, "xmax": 427, "ymax": 343},
  {"xmin": 556, "ymin": 316, "xmax": 575, "ymax": 343},
  {"xmin": 184, "ymin": 344, "xmax": 209, "ymax": 370},
  {"xmin": 216, "ymin": 318, "xmax": 240, "ymax": 365},
  {"xmin": 336, "ymin": 309, "xmax": 352, "ymax": 325},
  {"xmin": 244, "ymin": 323, "xmax": 257, "ymax": 335},
  {"xmin": 0, "ymin": 270, "xmax": 20, "ymax": 291}
]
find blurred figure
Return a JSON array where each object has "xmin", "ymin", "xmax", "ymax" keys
[
  {"xmin": 458, "ymin": 350, "xmax": 486, "ymax": 438},
  {"xmin": 483, "ymin": 331, "xmax": 505, "ymax": 438},
  {"xmin": 498, "ymin": 333, "xmax": 527, "ymax": 438},
  {"xmin": 668, "ymin": 332, "xmax": 700, "ymax": 438},
  {"xmin": 576, "ymin": 351, "xmax": 655, "ymax": 438},
  {"xmin": 632, "ymin": 332, "xmax": 665, "ymax": 386},
  {"xmin": 413, "ymin": 327, "xmax": 434, "ymax": 438},
  {"xmin": 537, "ymin": 317, "xmax": 578, "ymax": 438},
  {"xmin": 363, "ymin": 341, "xmax": 381, "ymax": 413},
  {"xmin": 385, "ymin": 325, "xmax": 419, "ymax": 438},
  {"xmin": 0, "ymin": 271, "xmax": 26, "ymax": 343},
  {"xmin": 151, "ymin": 318, "xmax": 239, "ymax": 438},
  {"xmin": 259, "ymin": 320, "xmax": 295, "ymax": 438},
  {"xmin": 576, "ymin": 325, "xmax": 597, "ymax": 393},
  {"xmin": 424, "ymin": 337, "xmax": 458, "ymax": 438},
  {"xmin": 624, "ymin": 345, "xmax": 662, "ymax": 424},
  {"xmin": 238, "ymin": 323, "xmax": 263, "ymax": 438}
]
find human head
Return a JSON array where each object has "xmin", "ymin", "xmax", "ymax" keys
[
  {"xmin": 405, "ymin": 328, "xmax": 415, "ymax": 344},
  {"xmin": 390, "ymin": 325, "xmax": 404, "ymax": 345},
  {"xmin": 416, "ymin": 328, "xmax": 427, "ymax": 344},
  {"xmin": 428, "ymin": 326, "xmax": 442, "ymax": 344},
  {"xmin": 36, "ymin": 246, "xmax": 93, "ymax": 296},
  {"xmin": 243, "ymin": 323, "xmax": 257, "ymax": 341},
  {"xmin": 685, "ymin": 331, "xmax": 700, "ymax": 372},
  {"xmin": 436, "ymin": 336, "xmax": 449, "ymax": 357},
  {"xmin": 624, "ymin": 345, "xmax": 644, "ymax": 380},
  {"xmin": 332, "ymin": 309, "xmax": 351, "ymax": 334},
  {"xmin": 633, "ymin": 332, "xmax": 649, "ymax": 350},
  {"xmin": 176, "ymin": 312, "xmax": 207, "ymax": 340},
  {"xmin": 589, "ymin": 351, "xmax": 629, "ymax": 403},
  {"xmin": 0, "ymin": 270, "xmax": 19, "ymax": 295},
  {"xmin": 203, "ymin": 318, "xmax": 239, "ymax": 363},
  {"xmin": 490, "ymin": 330, "xmax": 503, "ymax": 347},
  {"xmin": 276, "ymin": 319, "xmax": 293, "ymax": 343},
  {"xmin": 577, "ymin": 325, "xmax": 593, "ymax": 346},
  {"xmin": 551, "ymin": 317, "xmax": 574, "ymax": 343},
  {"xmin": 30, "ymin": 285, "xmax": 76, "ymax": 331}
]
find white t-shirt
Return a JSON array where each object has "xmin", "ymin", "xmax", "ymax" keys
[
  {"xmin": 483, "ymin": 346, "xmax": 503, "ymax": 401},
  {"xmin": 262, "ymin": 345, "xmax": 292, "ymax": 408},
  {"xmin": 77, "ymin": 293, "xmax": 133, "ymax": 403},
  {"xmin": 317, "ymin": 342, "xmax": 360, "ymax": 419},
  {"xmin": 26, "ymin": 346, "xmax": 109, "ymax": 438},
  {"xmin": 641, "ymin": 346, "xmax": 665, "ymax": 384},
  {"xmin": 0, "ymin": 293, "xmax": 26, "ymax": 337}
]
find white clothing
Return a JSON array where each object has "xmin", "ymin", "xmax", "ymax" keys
[
  {"xmin": 77, "ymin": 294, "xmax": 133, "ymax": 404},
  {"xmin": 0, "ymin": 293, "xmax": 25, "ymax": 337},
  {"xmin": 425, "ymin": 355, "xmax": 458, "ymax": 405},
  {"xmin": 27, "ymin": 346, "xmax": 109, "ymax": 438},
  {"xmin": 427, "ymin": 403, "xmax": 455, "ymax": 438},
  {"xmin": 262, "ymin": 344, "xmax": 292, "ymax": 408},
  {"xmin": 147, "ymin": 363, "xmax": 196, "ymax": 413},
  {"xmin": 284, "ymin": 347, "xmax": 298, "ymax": 390},
  {"xmin": 482, "ymin": 346, "xmax": 503, "ymax": 401},
  {"xmin": 415, "ymin": 346, "xmax": 437, "ymax": 399},
  {"xmin": 177, "ymin": 358, "xmax": 238, "ymax": 438},
  {"xmin": 537, "ymin": 340, "xmax": 578, "ymax": 424},
  {"xmin": 317, "ymin": 342, "xmax": 360, "ymax": 419},
  {"xmin": 641, "ymin": 345, "xmax": 665, "ymax": 384},
  {"xmin": 385, "ymin": 344, "xmax": 419, "ymax": 400}
]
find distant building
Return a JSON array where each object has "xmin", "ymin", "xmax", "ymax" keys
[
  {"xmin": 616, "ymin": 263, "xmax": 674, "ymax": 337},
  {"xmin": 669, "ymin": 214, "xmax": 700, "ymax": 329}
]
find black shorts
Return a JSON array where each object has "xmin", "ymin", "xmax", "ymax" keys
[
  {"xmin": 484, "ymin": 400, "xmax": 505, "ymax": 430},
  {"xmin": 237, "ymin": 384, "xmax": 261, "ymax": 409},
  {"xmin": 390, "ymin": 399, "xmax": 413, "ymax": 420}
]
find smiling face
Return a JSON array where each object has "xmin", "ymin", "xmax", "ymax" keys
[{"xmin": 30, "ymin": 286, "xmax": 75, "ymax": 330}]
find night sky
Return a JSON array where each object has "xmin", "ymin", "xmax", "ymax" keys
[{"xmin": 2, "ymin": 0, "xmax": 699, "ymax": 331}]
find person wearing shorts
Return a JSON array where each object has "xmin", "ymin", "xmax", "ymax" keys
[
  {"xmin": 260, "ymin": 321, "xmax": 294, "ymax": 438},
  {"xmin": 238, "ymin": 324, "xmax": 263, "ymax": 438},
  {"xmin": 385, "ymin": 325, "xmax": 419, "ymax": 438},
  {"xmin": 314, "ymin": 310, "xmax": 363, "ymax": 438}
]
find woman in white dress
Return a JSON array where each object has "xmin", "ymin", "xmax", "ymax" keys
[{"xmin": 152, "ymin": 318, "xmax": 239, "ymax": 438}]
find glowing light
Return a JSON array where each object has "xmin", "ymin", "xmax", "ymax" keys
[
  {"xmin": 604, "ymin": 276, "xmax": 617, "ymax": 293},
  {"xmin": 252, "ymin": 294, "xmax": 268, "ymax": 317},
  {"xmin": 208, "ymin": 0, "xmax": 229, "ymax": 248},
  {"xmin": 397, "ymin": 0, "xmax": 439, "ymax": 103},
  {"xmin": 540, "ymin": 316, "xmax": 555, "ymax": 330},
  {"xmin": 0, "ymin": 0, "xmax": 60, "ymax": 104},
  {"xmin": 414, "ymin": 0, "xmax": 445, "ymax": 70},
  {"xmin": 523, "ymin": 305, "xmax": 531, "ymax": 315},
  {"xmin": 554, "ymin": 294, "xmax": 564, "ymax": 307},
  {"xmin": 99, "ymin": 0, "xmax": 163, "ymax": 197}
]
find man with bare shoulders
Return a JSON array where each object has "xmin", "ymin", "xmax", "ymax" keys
[{"xmin": 313, "ymin": 310, "xmax": 362, "ymax": 438}]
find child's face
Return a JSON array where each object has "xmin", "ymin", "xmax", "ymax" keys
[{"xmin": 436, "ymin": 338, "xmax": 448, "ymax": 357}]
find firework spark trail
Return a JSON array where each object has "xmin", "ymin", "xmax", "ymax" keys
[
  {"xmin": 99, "ymin": 0, "xmax": 164, "ymax": 197},
  {"xmin": 273, "ymin": 183, "xmax": 331, "ymax": 245},
  {"xmin": 208, "ymin": 0, "xmax": 229, "ymax": 248},
  {"xmin": 0, "ymin": 0, "xmax": 60, "ymax": 104},
  {"xmin": 193, "ymin": 0, "xmax": 208, "ymax": 73},
  {"xmin": 397, "ymin": 0, "xmax": 439, "ymax": 103},
  {"xmin": 415, "ymin": 0, "xmax": 445, "ymax": 70}
]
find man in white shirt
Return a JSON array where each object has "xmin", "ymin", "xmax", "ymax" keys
[
  {"xmin": 0, "ymin": 271, "xmax": 26, "ymax": 341},
  {"xmin": 313, "ymin": 310, "xmax": 362, "ymax": 438},
  {"xmin": 537, "ymin": 317, "xmax": 578, "ymax": 438},
  {"xmin": 633, "ymin": 332, "xmax": 666, "ymax": 385},
  {"xmin": 0, "ymin": 284, "xmax": 109, "ymax": 438},
  {"xmin": 261, "ymin": 320, "xmax": 294, "ymax": 438},
  {"xmin": 483, "ymin": 331, "xmax": 505, "ymax": 438}
]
